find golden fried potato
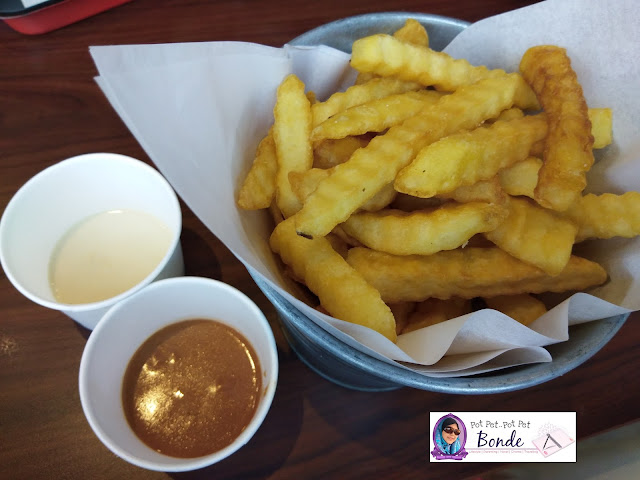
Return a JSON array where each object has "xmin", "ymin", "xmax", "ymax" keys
[
  {"xmin": 354, "ymin": 19, "xmax": 429, "ymax": 85},
  {"xmin": 359, "ymin": 182, "xmax": 398, "ymax": 212},
  {"xmin": 520, "ymin": 45, "xmax": 595, "ymax": 212},
  {"xmin": 403, "ymin": 298, "xmax": 471, "ymax": 333},
  {"xmin": 293, "ymin": 74, "xmax": 535, "ymax": 239},
  {"xmin": 237, "ymin": 130, "xmax": 278, "ymax": 210},
  {"xmin": 351, "ymin": 34, "xmax": 492, "ymax": 90},
  {"xmin": 313, "ymin": 135, "xmax": 370, "ymax": 169},
  {"xmin": 289, "ymin": 168, "xmax": 328, "ymax": 203},
  {"xmin": 530, "ymin": 108, "xmax": 611, "ymax": 157},
  {"xmin": 394, "ymin": 115, "xmax": 548, "ymax": 198},
  {"xmin": 497, "ymin": 108, "xmax": 611, "ymax": 200},
  {"xmin": 289, "ymin": 168, "xmax": 396, "ymax": 212},
  {"xmin": 393, "ymin": 18, "xmax": 429, "ymax": 47},
  {"xmin": 498, "ymin": 156, "xmax": 542, "ymax": 198},
  {"xmin": 564, "ymin": 192, "xmax": 640, "ymax": 242},
  {"xmin": 346, "ymin": 246, "xmax": 607, "ymax": 303},
  {"xmin": 588, "ymin": 107, "xmax": 613, "ymax": 149},
  {"xmin": 273, "ymin": 74, "xmax": 313, "ymax": 218},
  {"xmin": 341, "ymin": 203, "xmax": 508, "ymax": 256},
  {"xmin": 489, "ymin": 107, "xmax": 525, "ymax": 122},
  {"xmin": 484, "ymin": 294, "xmax": 547, "ymax": 326},
  {"xmin": 438, "ymin": 176, "xmax": 508, "ymax": 205},
  {"xmin": 236, "ymin": 26, "xmax": 626, "ymax": 346},
  {"xmin": 388, "ymin": 301, "xmax": 417, "ymax": 336},
  {"xmin": 484, "ymin": 196, "xmax": 578, "ymax": 276},
  {"xmin": 311, "ymin": 90, "xmax": 443, "ymax": 142},
  {"xmin": 311, "ymin": 77, "xmax": 422, "ymax": 126},
  {"xmin": 351, "ymin": 34, "xmax": 539, "ymax": 107},
  {"xmin": 270, "ymin": 218, "xmax": 396, "ymax": 341}
]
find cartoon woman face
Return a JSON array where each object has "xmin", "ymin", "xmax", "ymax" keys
[{"xmin": 442, "ymin": 422, "xmax": 460, "ymax": 445}]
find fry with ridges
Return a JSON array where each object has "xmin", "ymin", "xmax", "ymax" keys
[
  {"xmin": 520, "ymin": 45, "xmax": 595, "ymax": 211},
  {"xmin": 293, "ymin": 74, "xmax": 534, "ymax": 239},
  {"xmin": 313, "ymin": 135, "xmax": 370, "ymax": 169},
  {"xmin": 311, "ymin": 90, "xmax": 443, "ymax": 142},
  {"xmin": 395, "ymin": 115, "xmax": 548, "ymax": 198},
  {"xmin": 499, "ymin": 157, "xmax": 542, "ymax": 198},
  {"xmin": 393, "ymin": 18, "xmax": 429, "ymax": 47},
  {"xmin": 484, "ymin": 196, "xmax": 578, "ymax": 276},
  {"xmin": 289, "ymin": 168, "xmax": 396, "ymax": 212},
  {"xmin": 237, "ymin": 129, "xmax": 278, "ymax": 210},
  {"xmin": 346, "ymin": 247, "xmax": 607, "ymax": 303},
  {"xmin": 403, "ymin": 298, "xmax": 471, "ymax": 333},
  {"xmin": 565, "ymin": 192, "xmax": 640, "ymax": 242},
  {"xmin": 311, "ymin": 77, "xmax": 422, "ymax": 126},
  {"xmin": 355, "ymin": 19, "xmax": 429, "ymax": 85},
  {"xmin": 273, "ymin": 74, "xmax": 313, "ymax": 218},
  {"xmin": 588, "ymin": 108, "xmax": 613, "ymax": 149},
  {"xmin": 341, "ymin": 202, "xmax": 508, "ymax": 256},
  {"xmin": 438, "ymin": 176, "xmax": 508, "ymax": 205},
  {"xmin": 351, "ymin": 33, "xmax": 539, "ymax": 108},
  {"xmin": 484, "ymin": 294, "xmax": 547, "ymax": 326},
  {"xmin": 270, "ymin": 218, "xmax": 397, "ymax": 341}
]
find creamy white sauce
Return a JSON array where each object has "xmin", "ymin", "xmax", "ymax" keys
[{"xmin": 49, "ymin": 209, "xmax": 172, "ymax": 304}]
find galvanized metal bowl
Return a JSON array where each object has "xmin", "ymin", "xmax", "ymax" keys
[{"xmin": 254, "ymin": 12, "xmax": 629, "ymax": 393}]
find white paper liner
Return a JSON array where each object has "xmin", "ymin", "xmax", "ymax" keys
[{"xmin": 89, "ymin": 0, "xmax": 639, "ymax": 376}]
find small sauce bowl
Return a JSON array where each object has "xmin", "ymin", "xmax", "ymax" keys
[
  {"xmin": 0, "ymin": 152, "xmax": 184, "ymax": 330},
  {"xmin": 78, "ymin": 276, "xmax": 278, "ymax": 472}
]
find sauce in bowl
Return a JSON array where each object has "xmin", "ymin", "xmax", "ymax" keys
[
  {"xmin": 49, "ymin": 209, "xmax": 172, "ymax": 304},
  {"xmin": 122, "ymin": 319, "xmax": 262, "ymax": 458}
]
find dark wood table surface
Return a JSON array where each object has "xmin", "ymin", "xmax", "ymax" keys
[{"xmin": 1, "ymin": 0, "xmax": 639, "ymax": 479}]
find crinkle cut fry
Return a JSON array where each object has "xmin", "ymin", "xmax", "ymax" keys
[
  {"xmin": 499, "ymin": 157, "xmax": 542, "ymax": 198},
  {"xmin": 237, "ymin": 128, "xmax": 277, "ymax": 210},
  {"xmin": 439, "ymin": 176, "xmax": 507, "ymax": 205},
  {"xmin": 351, "ymin": 33, "xmax": 538, "ymax": 106},
  {"xmin": 354, "ymin": 19, "xmax": 429, "ymax": 85},
  {"xmin": 341, "ymin": 202, "xmax": 508, "ymax": 256},
  {"xmin": 270, "ymin": 217, "xmax": 397, "ymax": 342},
  {"xmin": 346, "ymin": 247, "xmax": 608, "ymax": 303},
  {"xmin": 394, "ymin": 114, "xmax": 548, "ymax": 198},
  {"xmin": 311, "ymin": 90, "xmax": 443, "ymax": 142},
  {"xmin": 311, "ymin": 76, "xmax": 422, "ymax": 127},
  {"xmin": 484, "ymin": 294, "xmax": 547, "ymax": 327},
  {"xmin": 565, "ymin": 192, "xmax": 640, "ymax": 242},
  {"xmin": 519, "ymin": 45, "xmax": 595, "ymax": 212},
  {"xmin": 273, "ymin": 74, "xmax": 313, "ymax": 219},
  {"xmin": 293, "ymin": 74, "xmax": 534, "ymax": 239},
  {"xmin": 483, "ymin": 196, "xmax": 578, "ymax": 276}
]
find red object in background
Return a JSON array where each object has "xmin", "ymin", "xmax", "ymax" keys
[{"xmin": 1, "ymin": 0, "xmax": 132, "ymax": 35}]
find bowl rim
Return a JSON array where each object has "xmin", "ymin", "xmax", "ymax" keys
[{"xmin": 289, "ymin": 11, "xmax": 470, "ymax": 51}]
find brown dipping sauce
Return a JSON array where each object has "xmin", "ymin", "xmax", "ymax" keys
[{"xmin": 122, "ymin": 319, "xmax": 262, "ymax": 458}]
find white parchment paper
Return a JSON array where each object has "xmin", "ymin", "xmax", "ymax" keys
[{"xmin": 90, "ymin": 0, "xmax": 639, "ymax": 376}]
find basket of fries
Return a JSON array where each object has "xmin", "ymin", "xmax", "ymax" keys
[{"xmin": 90, "ymin": 0, "xmax": 639, "ymax": 392}]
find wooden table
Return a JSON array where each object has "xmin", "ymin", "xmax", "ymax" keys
[{"xmin": 1, "ymin": 1, "xmax": 638, "ymax": 478}]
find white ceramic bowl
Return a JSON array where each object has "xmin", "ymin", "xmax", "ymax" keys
[{"xmin": 78, "ymin": 276, "xmax": 278, "ymax": 472}]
